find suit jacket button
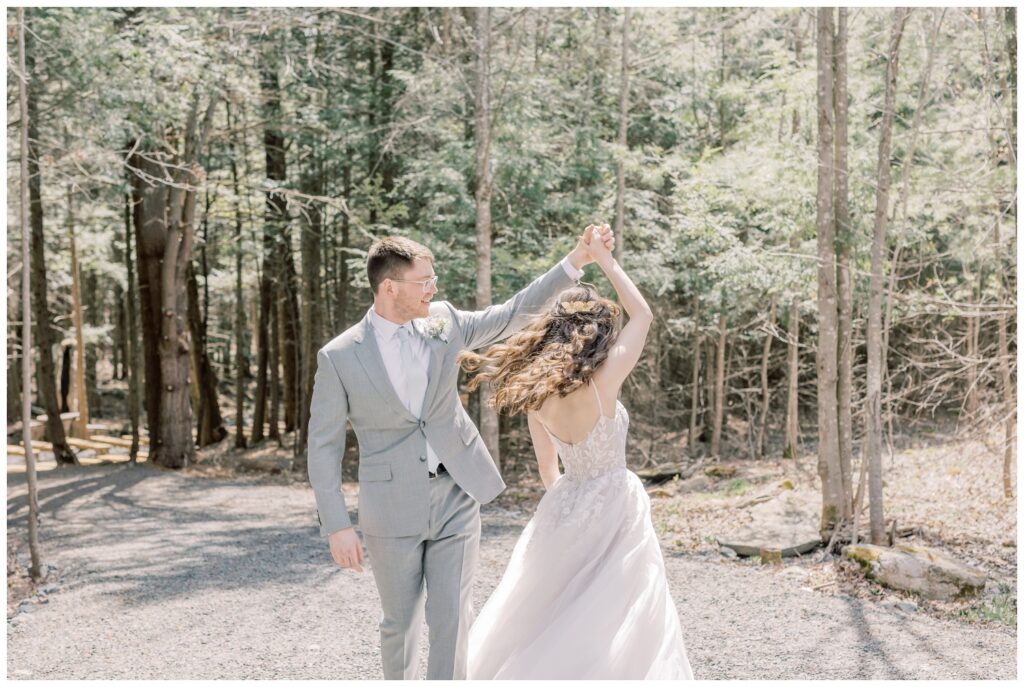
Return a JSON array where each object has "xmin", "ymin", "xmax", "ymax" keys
[{"xmin": 419, "ymin": 455, "xmax": 427, "ymax": 462}]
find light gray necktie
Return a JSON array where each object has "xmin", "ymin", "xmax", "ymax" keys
[{"xmin": 396, "ymin": 325, "xmax": 428, "ymax": 418}]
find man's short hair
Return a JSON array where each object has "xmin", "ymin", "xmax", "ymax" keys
[{"xmin": 367, "ymin": 236, "xmax": 434, "ymax": 294}]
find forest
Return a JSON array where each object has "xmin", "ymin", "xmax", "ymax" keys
[{"xmin": 7, "ymin": 6, "xmax": 1017, "ymax": 560}]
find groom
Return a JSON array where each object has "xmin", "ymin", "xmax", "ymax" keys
[{"xmin": 308, "ymin": 226, "xmax": 614, "ymax": 680}]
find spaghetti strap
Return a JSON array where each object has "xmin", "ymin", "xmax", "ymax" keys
[
  {"xmin": 591, "ymin": 380, "xmax": 604, "ymax": 417},
  {"xmin": 533, "ymin": 410, "xmax": 553, "ymax": 435}
]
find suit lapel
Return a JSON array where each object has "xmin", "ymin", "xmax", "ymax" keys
[
  {"xmin": 418, "ymin": 326, "xmax": 448, "ymax": 411},
  {"xmin": 353, "ymin": 314, "xmax": 418, "ymax": 423}
]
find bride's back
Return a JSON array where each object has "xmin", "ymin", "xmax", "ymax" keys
[{"xmin": 535, "ymin": 381, "xmax": 613, "ymax": 445}]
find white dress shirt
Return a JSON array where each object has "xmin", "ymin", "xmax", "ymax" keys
[{"xmin": 367, "ymin": 257, "xmax": 584, "ymax": 473}]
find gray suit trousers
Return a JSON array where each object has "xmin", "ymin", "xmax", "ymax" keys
[{"xmin": 363, "ymin": 472, "xmax": 481, "ymax": 680}]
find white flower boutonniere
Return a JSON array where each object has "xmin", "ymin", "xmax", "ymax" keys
[{"xmin": 417, "ymin": 314, "xmax": 451, "ymax": 343}]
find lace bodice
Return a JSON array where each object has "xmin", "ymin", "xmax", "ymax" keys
[{"xmin": 538, "ymin": 384, "xmax": 629, "ymax": 482}]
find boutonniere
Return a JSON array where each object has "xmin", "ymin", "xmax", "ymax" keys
[{"xmin": 416, "ymin": 314, "xmax": 451, "ymax": 343}]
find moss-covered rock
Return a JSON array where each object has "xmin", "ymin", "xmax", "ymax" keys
[
  {"xmin": 704, "ymin": 465, "xmax": 738, "ymax": 479},
  {"xmin": 842, "ymin": 543, "xmax": 988, "ymax": 600}
]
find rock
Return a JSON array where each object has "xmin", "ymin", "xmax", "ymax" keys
[
  {"xmin": 719, "ymin": 546, "xmax": 738, "ymax": 559},
  {"xmin": 842, "ymin": 543, "xmax": 988, "ymax": 600},
  {"xmin": 677, "ymin": 474, "xmax": 711, "ymax": 494},
  {"xmin": 704, "ymin": 465, "xmax": 738, "ymax": 479},
  {"xmin": 896, "ymin": 600, "xmax": 918, "ymax": 613},
  {"xmin": 634, "ymin": 463, "xmax": 689, "ymax": 483},
  {"xmin": 714, "ymin": 489, "xmax": 822, "ymax": 557}
]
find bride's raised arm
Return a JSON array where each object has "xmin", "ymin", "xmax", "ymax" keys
[{"xmin": 587, "ymin": 223, "xmax": 654, "ymax": 399}]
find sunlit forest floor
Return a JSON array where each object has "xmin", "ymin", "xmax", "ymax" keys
[
  {"xmin": 10, "ymin": 407, "xmax": 1015, "ymax": 636},
  {"xmin": 7, "ymin": 414, "xmax": 1016, "ymax": 679}
]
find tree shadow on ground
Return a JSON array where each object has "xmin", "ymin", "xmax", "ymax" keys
[{"xmin": 7, "ymin": 464, "xmax": 334, "ymax": 608}]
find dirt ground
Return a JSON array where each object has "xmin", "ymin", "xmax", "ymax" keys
[{"xmin": 6, "ymin": 419, "xmax": 1017, "ymax": 679}]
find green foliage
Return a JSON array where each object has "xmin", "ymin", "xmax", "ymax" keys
[
  {"xmin": 6, "ymin": 6, "xmax": 1015, "ymax": 435},
  {"xmin": 957, "ymin": 583, "xmax": 1017, "ymax": 627},
  {"xmin": 725, "ymin": 478, "xmax": 753, "ymax": 496}
]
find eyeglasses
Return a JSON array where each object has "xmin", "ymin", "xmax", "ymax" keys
[{"xmin": 390, "ymin": 275, "xmax": 439, "ymax": 293}]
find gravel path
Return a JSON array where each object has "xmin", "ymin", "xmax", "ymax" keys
[{"xmin": 7, "ymin": 464, "xmax": 1016, "ymax": 679}]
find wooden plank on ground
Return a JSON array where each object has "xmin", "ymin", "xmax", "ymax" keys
[
  {"xmin": 8, "ymin": 461, "xmax": 57, "ymax": 474},
  {"xmin": 65, "ymin": 437, "xmax": 111, "ymax": 454},
  {"xmin": 37, "ymin": 412, "xmax": 80, "ymax": 422},
  {"xmin": 17, "ymin": 441, "xmax": 53, "ymax": 452},
  {"xmin": 88, "ymin": 435, "xmax": 136, "ymax": 449}
]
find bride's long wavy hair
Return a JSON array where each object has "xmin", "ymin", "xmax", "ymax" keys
[{"xmin": 457, "ymin": 285, "xmax": 622, "ymax": 416}]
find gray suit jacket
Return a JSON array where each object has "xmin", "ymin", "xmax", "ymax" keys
[{"xmin": 307, "ymin": 260, "xmax": 576, "ymax": 538}]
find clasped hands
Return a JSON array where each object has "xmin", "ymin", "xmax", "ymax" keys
[{"xmin": 569, "ymin": 222, "xmax": 615, "ymax": 270}]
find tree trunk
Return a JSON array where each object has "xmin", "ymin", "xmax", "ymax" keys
[
  {"xmin": 688, "ymin": 298, "xmax": 702, "ymax": 458},
  {"xmin": 130, "ymin": 91, "xmax": 218, "ymax": 469},
  {"xmin": 115, "ymin": 277, "xmax": 127, "ymax": 381},
  {"xmin": 336, "ymin": 154, "xmax": 352, "ymax": 333},
  {"xmin": 26, "ymin": 26, "xmax": 76, "ymax": 465},
  {"xmin": 252, "ymin": 246, "xmax": 272, "ymax": 444},
  {"xmin": 253, "ymin": 62, "xmax": 279, "ymax": 445},
  {"xmin": 965, "ymin": 302, "xmax": 979, "ymax": 416},
  {"xmin": 227, "ymin": 102, "xmax": 248, "ymax": 450},
  {"xmin": 83, "ymin": 269, "xmax": 101, "ymax": 418},
  {"xmin": 785, "ymin": 295, "xmax": 801, "ymax": 467},
  {"xmin": 757, "ymin": 296, "xmax": 776, "ymax": 459},
  {"xmin": 19, "ymin": 6, "xmax": 43, "ymax": 580},
  {"xmin": 261, "ymin": 58, "xmax": 300, "ymax": 434},
  {"xmin": 815, "ymin": 7, "xmax": 843, "ymax": 538},
  {"xmin": 187, "ymin": 262, "xmax": 226, "ymax": 446},
  {"xmin": 132, "ymin": 152, "xmax": 164, "ymax": 455},
  {"xmin": 124, "ymin": 191, "xmax": 142, "ymax": 463},
  {"xmin": 834, "ymin": 7, "xmax": 854, "ymax": 516},
  {"xmin": 68, "ymin": 194, "xmax": 90, "ymax": 439},
  {"xmin": 612, "ymin": 7, "xmax": 631, "ymax": 263},
  {"xmin": 8, "ymin": 287, "xmax": 22, "ymax": 424},
  {"xmin": 702, "ymin": 334, "xmax": 715, "ymax": 444},
  {"xmin": 270, "ymin": 298, "xmax": 282, "ymax": 444},
  {"xmin": 60, "ymin": 346, "xmax": 71, "ymax": 413},
  {"xmin": 710, "ymin": 312, "xmax": 726, "ymax": 459},
  {"xmin": 866, "ymin": 8, "xmax": 909, "ymax": 544},
  {"xmin": 297, "ymin": 162, "xmax": 324, "ymax": 465},
  {"xmin": 473, "ymin": 7, "xmax": 500, "ymax": 467},
  {"xmin": 278, "ymin": 247, "xmax": 301, "ymax": 434},
  {"xmin": 994, "ymin": 214, "xmax": 1015, "ymax": 498}
]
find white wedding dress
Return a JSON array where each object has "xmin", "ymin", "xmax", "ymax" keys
[{"xmin": 467, "ymin": 382, "xmax": 694, "ymax": 680}]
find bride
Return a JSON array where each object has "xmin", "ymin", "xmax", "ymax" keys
[{"xmin": 457, "ymin": 225, "xmax": 694, "ymax": 680}]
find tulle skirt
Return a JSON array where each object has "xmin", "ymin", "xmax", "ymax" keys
[{"xmin": 467, "ymin": 467, "xmax": 694, "ymax": 680}]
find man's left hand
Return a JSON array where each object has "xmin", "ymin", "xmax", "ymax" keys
[{"xmin": 569, "ymin": 223, "xmax": 615, "ymax": 269}]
